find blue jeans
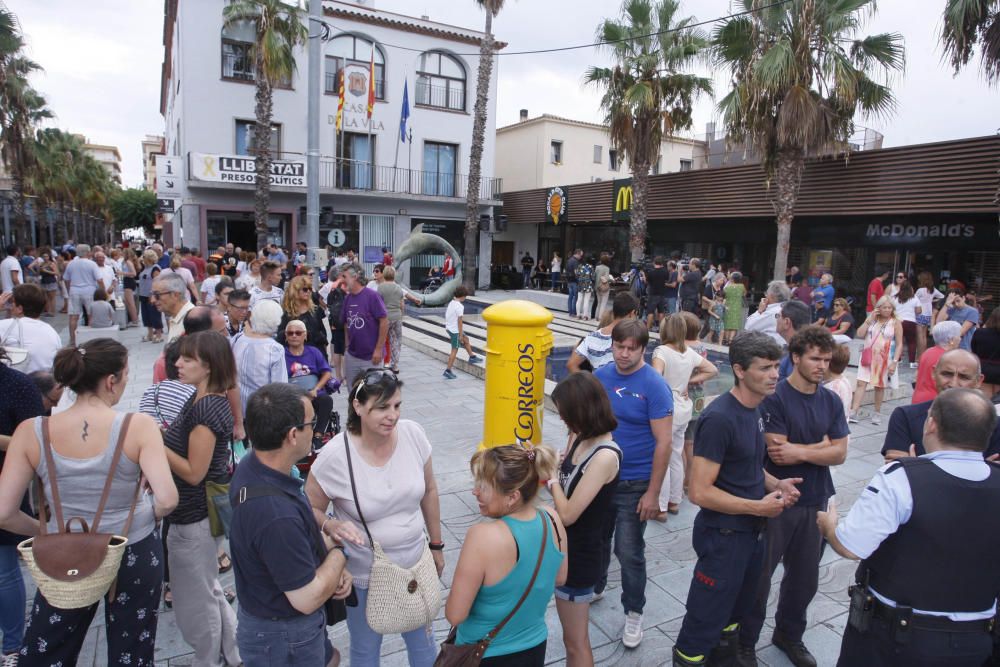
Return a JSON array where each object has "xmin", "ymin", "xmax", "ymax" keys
[
  {"xmin": 237, "ymin": 608, "xmax": 332, "ymax": 667},
  {"xmin": 0, "ymin": 544, "xmax": 25, "ymax": 654},
  {"xmin": 346, "ymin": 585, "xmax": 437, "ymax": 667},
  {"xmin": 596, "ymin": 479, "xmax": 649, "ymax": 615},
  {"xmin": 666, "ymin": 297, "xmax": 677, "ymax": 315},
  {"xmin": 567, "ymin": 283, "xmax": 579, "ymax": 316},
  {"xmin": 551, "ymin": 271, "xmax": 560, "ymax": 290}
]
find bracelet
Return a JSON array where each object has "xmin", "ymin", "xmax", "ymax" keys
[
  {"xmin": 428, "ymin": 541, "xmax": 445, "ymax": 551},
  {"xmin": 321, "ymin": 513, "xmax": 335, "ymax": 536}
]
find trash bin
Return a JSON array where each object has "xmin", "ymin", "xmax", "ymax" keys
[{"xmin": 480, "ymin": 300, "xmax": 554, "ymax": 449}]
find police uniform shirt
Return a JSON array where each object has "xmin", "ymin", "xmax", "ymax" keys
[
  {"xmin": 835, "ymin": 450, "xmax": 995, "ymax": 621},
  {"xmin": 882, "ymin": 400, "xmax": 1000, "ymax": 458}
]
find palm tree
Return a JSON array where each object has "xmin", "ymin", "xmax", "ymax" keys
[
  {"xmin": 223, "ymin": 0, "xmax": 307, "ymax": 251},
  {"xmin": 713, "ymin": 0, "xmax": 904, "ymax": 281},
  {"xmin": 462, "ymin": 0, "xmax": 505, "ymax": 293},
  {"xmin": 585, "ymin": 0, "xmax": 712, "ymax": 263},
  {"xmin": 941, "ymin": 0, "xmax": 1000, "ymax": 83},
  {"xmin": 0, "ymin": 57, "xmax": 51, "ymax": 241}
]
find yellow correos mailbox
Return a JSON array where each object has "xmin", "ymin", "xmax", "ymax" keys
[{"xmin": 480, "ymin": 300, "xmax": 554, "ymax": 449}]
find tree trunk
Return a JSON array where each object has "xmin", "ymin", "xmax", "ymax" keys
[
  {"xmin": 254, "ymin": 45, "xmax": 273, "ymax": 253},
  {"xmin": 630, "ymin": 163, "xmax": 651, "ymax": 264},
  {"xmin": 770, "ymin": 149, "xmax": 805, "ymax": 282},
  {"xmin": 461, "ymin": 10, "xmax": 495, "ymax": 294}
]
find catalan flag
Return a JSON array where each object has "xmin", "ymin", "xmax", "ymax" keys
[
  {"xmin": 367, "ymin": 47, "xmax": 375, "ymax": 119},
  {"xmin": 335, "ymin": 70, "xmax": 345, "ymax": 132}
]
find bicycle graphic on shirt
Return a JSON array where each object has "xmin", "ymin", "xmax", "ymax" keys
[{"xmin": 346, "ymin": 313, "xmax": 366, "ymax": 330}]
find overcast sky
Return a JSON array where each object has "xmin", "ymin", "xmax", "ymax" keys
[{"xmin": 7, "ymin": 0, "xmax": 999, "ymax": 187}]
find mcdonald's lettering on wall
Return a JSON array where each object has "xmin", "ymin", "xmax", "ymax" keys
[{"xmin": 612, "ymin": 178, "xmax": 632, "ymax": 222}]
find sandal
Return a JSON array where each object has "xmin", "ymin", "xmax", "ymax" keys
[
  {"xmin": 163, "ymin": 584, "xmax": 173, "ymax": 609},
  {"xmin": 218, "ymin": 552, "xmax": 232, "ymax": 574},
  {"xmin": 224, "ymin": 587, "xmax": 236, "ymax": 604}
]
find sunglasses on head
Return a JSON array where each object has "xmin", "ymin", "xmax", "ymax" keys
[{"xmin": 353, "ymin": 368, "xmax": 399, "ymax": 400}]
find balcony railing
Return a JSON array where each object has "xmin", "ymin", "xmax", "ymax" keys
[
  {"xmin": 319, "ymin": 157, "xmax": 501, "ymax": 201},
  {"xmin": 414, "ymin": 81, "xmax": 465, "ymax": 112}
]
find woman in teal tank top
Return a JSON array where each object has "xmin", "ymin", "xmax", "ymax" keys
[{"xmin": 446, "ymin": 444, "xmax": 567, "ymax": 665}]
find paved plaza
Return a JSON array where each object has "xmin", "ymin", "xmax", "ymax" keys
[{"xmin": 20, "ymin": 310, "xmax": 903, "ymax": 666}]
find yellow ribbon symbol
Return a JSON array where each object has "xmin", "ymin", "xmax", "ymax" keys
[{"xmin": 202, "ymin": 156, "xmax": 216, "ymax": 177}]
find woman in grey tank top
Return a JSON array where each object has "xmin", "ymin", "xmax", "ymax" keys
[{"xmin": 0, "ymin": 338, "xmax": 178, "ymax": 665}]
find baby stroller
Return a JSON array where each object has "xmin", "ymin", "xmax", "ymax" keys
[{"xmin": 295, "ymin": 409, "xmax": 341, "ymax": 477}]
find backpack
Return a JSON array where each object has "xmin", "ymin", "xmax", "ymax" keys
[{"xmin": 327, "ymin": 288, "xmax": 346, "ymax": 328}]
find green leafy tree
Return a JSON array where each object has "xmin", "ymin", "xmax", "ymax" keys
[
  {"xmin": 110, "ymin": 188, "xmax": 157, "ymax": 235},
  {"xmin": 941, "ymin": 0, "xmax": 1000, "ymax": 83},
  {"xmin": 223, "ymin": 0, "xmax": 307, "ymax": 251},
  {"xmin": 586, "ymin": 0, "xmax": 712, "ymax": 263},
  {"xmin": 714, "ymin": 0, "xmax": 904, "ymax": 280},
  {"xmin": 462, "ymin": 0, "xmax": 505, "ymax": 293}
]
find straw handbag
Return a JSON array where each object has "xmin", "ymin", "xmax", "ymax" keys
[
  {"xmin": 18, "ymin": 415, "xmax": 141, "ymax": 610},
  {"xmin": 344, "ymin": 434, "xmax": 442, "ymax": 635}
]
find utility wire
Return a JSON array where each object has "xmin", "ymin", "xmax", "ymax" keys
[{"xmin": 314, "ymin": 0, "xmax": 794, "ymax": 56}]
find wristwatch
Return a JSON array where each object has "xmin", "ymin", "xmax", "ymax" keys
[{"xmin": 428, "ymin": 541, "xmax": 445, "ymax": 551}]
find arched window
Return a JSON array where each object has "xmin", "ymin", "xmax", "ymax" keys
[
  {"xmin": 415, "ymin": 51, "xmax": 466, "ymax": 111},
  {"xmin": 325, "ymin": 34, "xmax": 385, "ymax": 99}
]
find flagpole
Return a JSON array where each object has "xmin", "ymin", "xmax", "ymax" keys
[
  {"xmin": 367, "ymin": 46, "xmax": 375, "ymax": 191},
  {"xmin": 336, "ymin": 70, "xmax": 344, "ymax": 189}
]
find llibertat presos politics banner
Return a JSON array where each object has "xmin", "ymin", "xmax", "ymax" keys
[{"xmin": 189, "ymin": 153, "xmax": 307, "ymax": 187}]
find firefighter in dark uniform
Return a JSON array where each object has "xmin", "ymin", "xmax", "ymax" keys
[
  {"xmin": 672, "ymin": 332, "xmax": 804, "ymax": 666},
  {"xmin": 818, "ymin": 387, "xmax": 1000, "ymax": 666}
]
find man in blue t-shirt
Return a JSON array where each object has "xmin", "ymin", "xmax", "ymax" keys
[
  {"xmin": 740, "ymin": 327, "xmax": 849, "ymax": 666},
  {"xmin": 674, "ymin": 332, "xmax": 803, "ymax": 667},
  {"xmin": 230, "ymin": 383, "xmax": 352, "ymax": 666},
  {"xmin": 594, "ymin": 319, "xmax": 673, "ymax": 649},
  {"xmin": 935, "ymin": 288, "xmax": 979, "ymax": 351}
]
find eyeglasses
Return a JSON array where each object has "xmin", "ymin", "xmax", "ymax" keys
[
  {"xmin": 150, "ymin": 290, "xmax": 171, "ymax": 299},
  {"xmin": 291, "ymin": 416, "xmax": 317, "ymax": 432},
  {"xmin": 897, "ymin": 275, "xmax": 906, "ymax": 279},
  {"xmin": 299, "ymin": 287, "xmax": 312, "ymax": 293},
  {"xmin": 285, "ymin": 330, "xmax": 305, "ymax": 336},
  {"xmin": 229, "ymin": 304, "xmax": 249, "ymax": 311},
  {"xmin": 353, "ymin": 368, "xmax": 399, "ymax": 400}
]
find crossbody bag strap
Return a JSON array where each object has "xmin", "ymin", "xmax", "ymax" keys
[
  {"xmin": 39, "ymin": 417, "xmax": 66, "ymax": 533},
  {"xmin": 343, "ymin": 432, "xmax": 376, "ymax": 548},
  {"xmin": 92, "ymin": 413, "xmax": 134, "ymax": 534},
  {"xmin": 152, "ymin": 384, "xmax": 167, "ymax": 429},
  {"xmin": 485, "ymin": 510, "xmax": 549, "ymax": 642}
]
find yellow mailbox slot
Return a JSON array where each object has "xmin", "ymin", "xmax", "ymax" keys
[{"xmin": 480, "ymin": 300, "xmax": 554, "ymax": 449}]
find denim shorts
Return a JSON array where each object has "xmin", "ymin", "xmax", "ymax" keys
[
  {"xmin": 555, "ymin": 584, "xmax": 595, "ymax": 603},
  {"xmin": 916, "ymin": 314, "xmax": 932, "ymax": 326}
]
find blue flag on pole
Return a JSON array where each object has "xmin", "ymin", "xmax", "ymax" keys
[{"xmin": 399, "ymin": 79, "xmax": 410, "ymax": 143}]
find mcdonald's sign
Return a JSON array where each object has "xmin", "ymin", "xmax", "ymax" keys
[{"xmin": 612, "ymin": 178, "xmax": 632, "ymax": 222}]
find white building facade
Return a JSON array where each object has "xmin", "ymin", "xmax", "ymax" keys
[{"xmin": 160, "ymin": 0, "xmax": 501, "ymax": 287}]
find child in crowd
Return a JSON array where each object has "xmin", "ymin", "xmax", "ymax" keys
[
  {"xmin": 824, "ymin": 343, "xmax": 854, "ymax": 422},
  {"xmin": 708, "ymin": 291, "xmax": 726, "ymax": 343},
  {"xmin": 87, "ymin": 287, "xmax": 116, "ymax": 328},
  {"xmin": 443, "ymin": 286, "xmax": 482, "ymax": 379}
]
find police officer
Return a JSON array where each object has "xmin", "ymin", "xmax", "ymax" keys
[
  {"xmin": 818, "ymin": 388, "xmax": 1000, "ymax": 666},
  {"xmin": 673, "ymin": 332, "xmax": 804, "ymax": 666}
]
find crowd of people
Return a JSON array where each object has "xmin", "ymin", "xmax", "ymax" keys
[{"xmin": 2, "ymin": 240, "xmax": 1000, "ymax": 667}]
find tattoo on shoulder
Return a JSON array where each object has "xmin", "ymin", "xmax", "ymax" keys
[{"xmin": 82, "ymin": 420, "xmax": 89, "ymax": 442}]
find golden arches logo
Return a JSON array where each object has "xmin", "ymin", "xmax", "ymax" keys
[{"xmin": 615, "ymin": 185, "xmax": 633, "ymax": 212}]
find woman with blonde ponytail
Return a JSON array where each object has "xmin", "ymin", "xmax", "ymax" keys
[{"xmin": 446, "ymin": 444, "xmax": 567, "ymax": 665}]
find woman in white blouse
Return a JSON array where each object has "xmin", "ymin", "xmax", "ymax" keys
[{"xmin": 305, "ymin": 369, "xmax": 444, "ymax": 667}]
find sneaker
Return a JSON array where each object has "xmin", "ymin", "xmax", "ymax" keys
[
  {"xmin": 771, "ymin": 630, "xmax": 817, "ymax": 667},
  {"xmin": 847, "ymin": 413, "xmax": 859, "ymax": 424},
  {"xmin": 468, "ymin": 354, "xmax": 482, "ymax": 364},
  {"xmin": 622, "ymin": 611, "xmax": 643, "ymax": 648},
  {"xmin": 672, "ymin": 648, "xmax": 705, "ymax": 665},
  {"xmin": 909, "ymin": 362, "xmax": 919, "ymax": 369},
  {"xmin": 2, "ymin": 653, "xmax": 18, "ymax": 667},
  {"xmin": 443, "ymin": 369, "xmax": 457, "ymax": 380},
  {"xmin": 871, "ymin": 413, "xmax": 882, "ymax": 426},
  {"xmin": 591, "ymin": 590, "xmax": 604, "ymax": 602},
  {"xmin": 736, "ymin": 645, "xmax": 759, "ymax": 667}
]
